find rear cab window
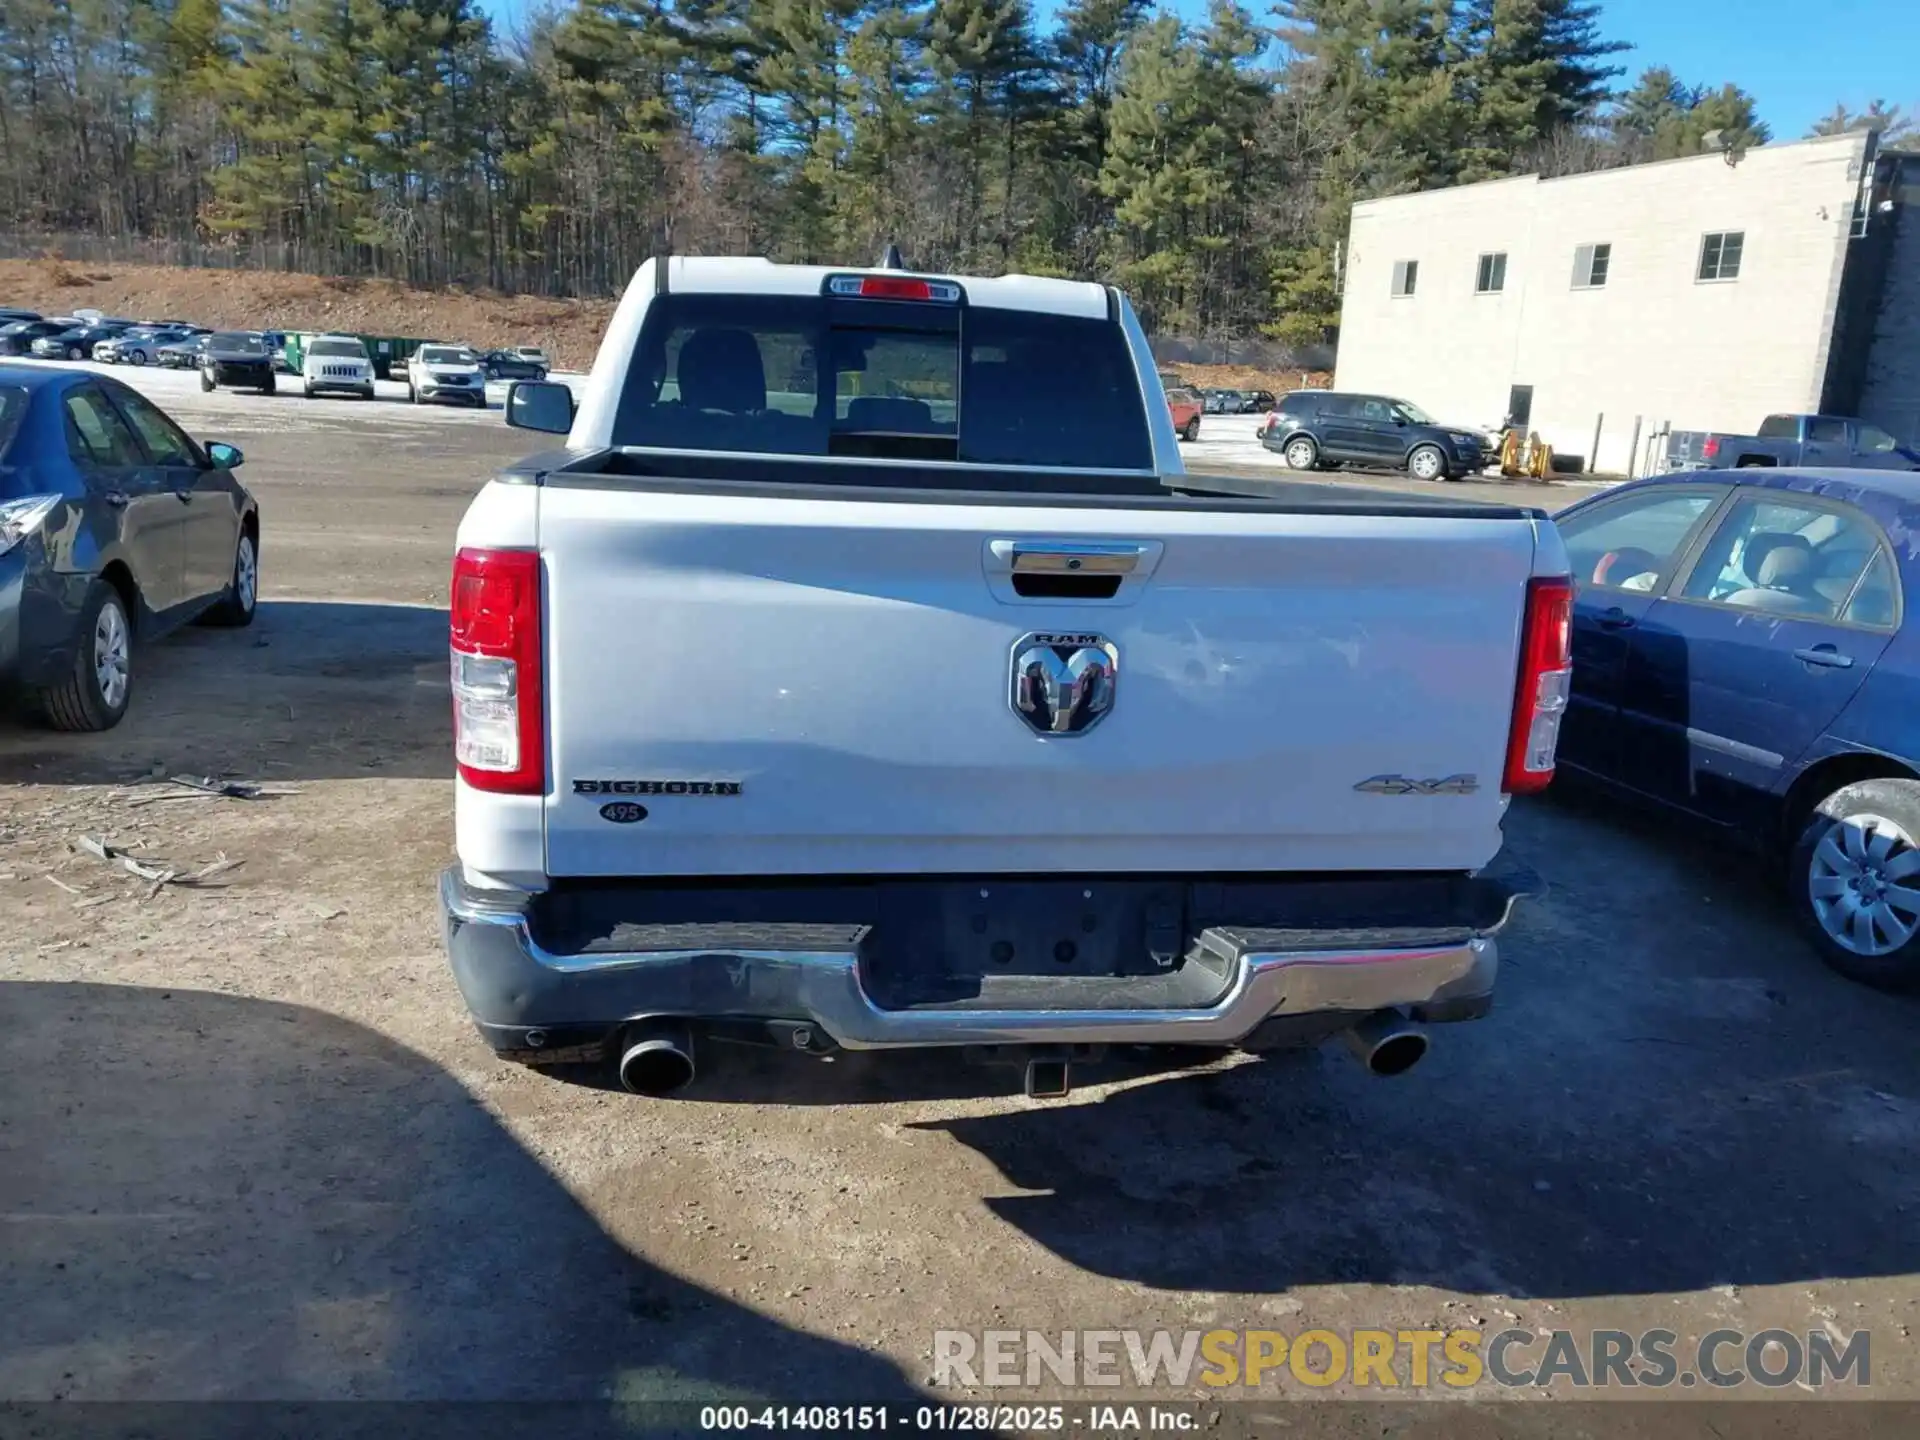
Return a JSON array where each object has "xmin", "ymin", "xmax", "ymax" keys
[{"xmin": 610, "ymin": 288, "xmax": 1154, "ymax": 475}]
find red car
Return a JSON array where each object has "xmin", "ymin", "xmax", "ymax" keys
[{"xmin": 1166, "ymin": 385, "xmax": 1203, "ymax": 443}]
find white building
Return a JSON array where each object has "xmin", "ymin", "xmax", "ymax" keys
[{"xmin": 1332, "ymin": 131, "xmax": 1920, "ymax": 476}]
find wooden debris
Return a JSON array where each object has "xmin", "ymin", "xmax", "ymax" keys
[
  {"xmin": 170, "ymin": 774, "xmax": 302, "ymax": 800},
  {"xmin": 113, "ymin": 774, "xmax": 302, "ymax": 807},
  {"xmin": 70, "ymin": 835, "xmax": 242, "ymax": 894},
  {"xmin": 43, "ymin": 874, "xmax": 82, "ymax": 896}
]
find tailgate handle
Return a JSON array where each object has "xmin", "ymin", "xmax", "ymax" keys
[{"xmin": 994, "ymin": 541, "xmax": 1148, "ymax": 575}]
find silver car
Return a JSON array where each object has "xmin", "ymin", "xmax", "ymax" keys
[{"xmin": 104, "ymin": 327, "xmax": 193, "ymax": 366}]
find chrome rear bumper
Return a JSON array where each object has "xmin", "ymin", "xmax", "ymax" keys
[{"xmin": 440, "ymin": 868, "xmax": 1517, "ymax": 1057}]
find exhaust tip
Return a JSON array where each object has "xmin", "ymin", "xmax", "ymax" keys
[
  {"xmin": 618, "ymin": 1022, "xmax": 695, "ymax": 1096},
  {"xmin": 1366, "ymin": 1029, "xmax": 1429, "ymax": 1077},
  {"xmin": 1344, "ymin": 1011, "xmax": 1430, "ymax": 1077}
]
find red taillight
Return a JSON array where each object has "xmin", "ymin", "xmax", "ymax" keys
[
  {"xmin": 858, "ymin": 276, "xmax": 933, "ymax": 300},
  {"xmin": 1503, "ymin": 576, "xmax": 1573, "ymax": 795},
  {"xmin": 450, "ymin": 546, "xmax": 544, "ymax": 795},
  {"xmin": 1702, "ymin": 436, "xmax": 1721, "ymax": 459},
  {"xmin": 827, "ymin": 274, "xmax": 963, "ymax": 302}
]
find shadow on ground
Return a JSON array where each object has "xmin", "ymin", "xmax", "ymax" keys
[
  {"xmin": 544, "ymin": 1041, "xmax": 1229, "ymax": 1107},
  {"xmin": 0, "ymin": 981, "xmax": 917, "ymax": 1404},
  {"xmin": 0, "ymin": 601, "xmax": 451, "ymax": 786},
  {"xmin": 907, "ymin": 793, "xmax": 1920, "ymax": 1301}
]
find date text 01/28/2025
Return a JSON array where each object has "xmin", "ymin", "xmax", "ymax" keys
[{"xmin": 698, "ymin": 1405, "xmax": 1201, "ymax": 1432}]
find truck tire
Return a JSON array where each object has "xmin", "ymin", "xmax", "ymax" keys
[
  {"xmin": 1791, "ymin": 777, "xmax": 1920, "ymax": 992},
  {"xmin": 1181, "ymin": 416, "xmax": 1200, "ymax": 442},
  {"xmin": 1283, "ymin": 436, "xmax": 1318, "ymax": 470},
  {"xmin": 33, "ymin": 580, "xmax": 133, "ymax": 732},
  {"xmin": 1408, "ymin": 444, "xmax": 1448, "ymax": 482}
]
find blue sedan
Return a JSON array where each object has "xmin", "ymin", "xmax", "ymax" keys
[
  {"xmin": 1553, "ymin": 466, "xmax": 1920, "ymax": 990},
  {"xmin": 0, "ymin": 363, "xmax": 259, "ymax": 730}
]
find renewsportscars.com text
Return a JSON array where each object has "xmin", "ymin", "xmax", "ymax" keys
[{"xmin": 932, "ymin": 1327, "xmax": 1871, "ymax": 1391}]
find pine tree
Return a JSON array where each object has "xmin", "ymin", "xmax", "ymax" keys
[
  {"xmin": 1808, "ymin": 100, "xmax": 1912, "ymax": 145},
  {"xmin": 924, "ymin": 0, "xmax": 1044, "ymax": 269},
  {"xmin": 1455, "ymin": 0, "xmax": 1626, "ymax": 180},
  {"xmin": 1101, "ymin": 3, "xmax": 1268, "ymax": 333}
]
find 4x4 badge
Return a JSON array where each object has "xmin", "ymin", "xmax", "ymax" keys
[{"xmin": 1354, "ymin": 774, "xmax": 1479, "ymax": 796}]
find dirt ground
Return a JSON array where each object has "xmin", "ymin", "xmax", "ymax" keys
[
  {"xmin": 1, "ymin": 257, "xmax": 619, "ymax": 371},
  {"xmin": 3, "ymin": 401, "xmax": 1919, "ymax": 1434},
  {"xmin": 1163, "ymin": 363, "xmax": 1331, "ymax": 395},
  {"xmin": 1, "ymin": 255, "xmax": 1332, "ymax": 395}
]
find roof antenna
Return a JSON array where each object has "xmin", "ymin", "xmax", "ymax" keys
[{"xmin": 878, "ymin": 243, "xmax": 907, "ymax": 270}]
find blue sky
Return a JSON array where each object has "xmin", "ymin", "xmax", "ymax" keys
[
  {"xmin": 1577, "ymin": 0, "xmax": 1919, "ymax": 138},
  {"xmin": 479, "ymin": 0, "xmax": 1920, "ymax": 143}
]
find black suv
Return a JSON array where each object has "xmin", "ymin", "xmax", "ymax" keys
[{"xmin": 1259, "ymin": 390, "xmax": 1492, "ymax": 481}]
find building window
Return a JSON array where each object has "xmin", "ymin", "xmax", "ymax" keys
[
  {"xmin": 1391, "ymin": 259, "xmax": 1418, "ymax": 297},
  {"xmin": 1475, "ymin": 252, "xmax": 1508, "ymax": 294},
  {"xmin": 1698, "ymin": 231, "xmax": 1744, "ymax": 281},
  {"xmin": 1572, "ymin": 243, "xmax": 1611, "ymax": 289}
]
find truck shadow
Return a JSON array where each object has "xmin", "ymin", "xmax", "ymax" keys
[
  {"xmin": 909, "ymin": 796, "xmax": 1920, "ymax": 1300},
  {"xmin": 0, "ymin": 600, "xmax": 451, "ymax": 786},
  {"xmin": 0, "ymin": 981, "xmax": 919, "ymax": 1404},
  {"xmin": 551, "ymin": 1043, "xmax": 1218, "ymax": 1106}
]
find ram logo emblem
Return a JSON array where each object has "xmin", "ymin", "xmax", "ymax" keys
[{"xmin": 1010, "ymin": 632, "xmax": 1119, "ymax": 736}]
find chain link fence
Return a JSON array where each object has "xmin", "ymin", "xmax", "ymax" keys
[{"xmin": 0, "ymin": 231, "xmax": 322, "ymax": 275}]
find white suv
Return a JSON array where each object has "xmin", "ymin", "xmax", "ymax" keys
[
  {"xmin": 407, "ymin": 344, "xmax": 488, "ymax": 407},
  {"xmin": 301, "ymin": 334, "xmax": 376, "ymax": 400}
]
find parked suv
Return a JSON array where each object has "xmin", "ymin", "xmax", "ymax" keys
[
  {"xmin": 406, "ymin": 344, "xmax": 487, "ymax": 406},
  {"xmin": 1260, "ymin": 390, "xmax": 1492, "ymax": 481},
  {"xmin": 301, "ymin": 334, "xmax": 376, "ymax": 400}
]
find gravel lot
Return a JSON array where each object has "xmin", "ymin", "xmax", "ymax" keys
[{"xmin": 2, "ymin": 372, "xmax": 1917, "ymax": 1429}]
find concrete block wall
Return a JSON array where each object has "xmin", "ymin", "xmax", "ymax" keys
[
  {"xmin": 1857, "ymin": 199, "xmax": 1920, "ymax": 449},
  {"xmin": 1333, "ymin": 133, "xmax": 1874, "ymax": 475}
]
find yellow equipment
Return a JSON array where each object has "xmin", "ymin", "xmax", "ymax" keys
[{"xmin": 1498, "ymin": 428, "xmax": 1554, "ymax": 480}]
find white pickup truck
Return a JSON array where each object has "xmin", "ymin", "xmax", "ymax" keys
[{"xmin": 439, "ymin": 254, "xmax": 1570, "ymax": 1099}]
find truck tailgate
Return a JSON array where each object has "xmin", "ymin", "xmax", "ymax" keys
[{"xmin": 539, "ymin": 485, "xmax": 1539, "ymax": 878}]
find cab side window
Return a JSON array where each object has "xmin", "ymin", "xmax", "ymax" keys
[
  {"xmin": 109, "ymin": 386, "xmax": 200, "ymax": 467},
  {"xmin": 1559, "ymin": 490, "xmax": 1722, "ymax": 593},
  {"xmin": 64, "ymin": 388, "xmax": 147, "ymax": 468},
  {"xmin": 1678, "ymin": 496, "xmax": 1894, "ymax": 624}
]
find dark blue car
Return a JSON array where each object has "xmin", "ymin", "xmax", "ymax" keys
[
  {"xmin": 0, "ymin": 363, "xmax": 259, "ymax": 731},
  {"xmin": 1553, "ymin": 467, "xmax": 1920, "ymax": 989}
]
